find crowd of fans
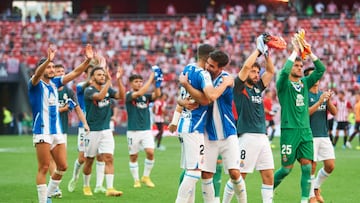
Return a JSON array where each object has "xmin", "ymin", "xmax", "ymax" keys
[{"xmin": 1, "ymin": 1, "xmax": 360, "ymax": 126}]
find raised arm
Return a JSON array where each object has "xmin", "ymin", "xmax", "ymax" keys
[
  {"xmin": 63, "ymin": 44, "xmax": 94, "ymax": 85},
  {"xmin": 309, "ymin": 91, "xmax": 331, "ymax": 115},
  {"xmin": 31, "ymin": 47, "xmax": 56, "ymax": 86},
  {"xmin": 238, "ymin": 49, "xmax": 260, "ymax": 81},
  {"xmin": 114, "ymin": 66, "xmax": 126, "ymax": 100},
  {"xmin": 327, "ymin": 91, "xmax": 337, "ymax": 116},
  {"xmin": 261, "ymin": 54, "xmax": 275, "ymax": 87},
  {"xmin": 131, "ymin": 72, "xmax": 155, "ymax": 99}
]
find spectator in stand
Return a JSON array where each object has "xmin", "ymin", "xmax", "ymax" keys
[
  {"xmin": 315, "ymin": 1, "xmax": 325, "ymax": 16},
  {"xmin": 327, "ymin": 1, "xmax": 338, "ymax": 14}
]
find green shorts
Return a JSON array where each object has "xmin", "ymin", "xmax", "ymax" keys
[{"xmin": 279, "ymin": 128, "xmax": 313, "ymax": 166}]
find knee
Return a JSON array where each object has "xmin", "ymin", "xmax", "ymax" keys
[
  {"xmin": 201, "ymin": 171, "xmax": 213, "ymax": 179},
  {"xmin": 103, "ymin": 154, "xmax": 114, "ymax": 163},
  {"xmin": 229, "ymin": 169, "xmax": 241, "ymax": 180},
  {"xmin": 57, "ymin": 163, "xmax": 68, "ymax": 172},
  {"xmin": 325, "ymin": 163, "xmax": 335, "ymax": 174}
]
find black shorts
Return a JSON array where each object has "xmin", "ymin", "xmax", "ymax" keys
[
  {"xmin": 266, "ymin": 120, "xmax": 275, "ymax": 127},
  {"xmin": 327, "ymin": 118, "xmax": 334, "ymax": 131},
  {"xmin": 354, "ymin": 122, "xmax": 360, "ymax": 131},
  {"xmin": 336, "ymin": 121, "xmax": 349, "ymax": 130}
]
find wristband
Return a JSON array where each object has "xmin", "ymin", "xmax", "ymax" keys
[
  {"xmin": 170, "ymin": 111, "xmax": 181, "ymax": 125},
  {"xmin": 310, "ymin": 53, "xmax": 318, "ymax": 61},
  {"xmin": 289, "ymin": 51, "xmax": 297, "ymax": 62}
]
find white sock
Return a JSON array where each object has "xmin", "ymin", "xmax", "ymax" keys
[
  {"xmin": 232, "ymin": 176, "xmax": 247, "ymax": 203},
  {"xmin": 314, "ymin": 167, "xmax": 330, "ymax": 189},
  {"xmin": 95, "ymin": 161, "xmax": 105, "ymax": 187},
  {"xmin": 47, "ymin": 179, "xmax": 61, "ymax": 197},
  {"xmin": 214, "ymin": 196, "xmax": 220, "ymax": 203},
  {"xmin": 83, "ymin": 174, "xmax": 91, "ymax": 187},
  {"xmin": 222, "ymin": 179, "xmax": 234, "ymax": 203},
  {"xmin": 129, "ymin": 162, "xmax": 139, "ymax": 181},
  {"xmin": 261, "ymin": 184, "xmax": 273, "ymax": 203},
  {"xmin": 202, "ymin": 178, "xmax": 215, "ymax": 202},
  {"xmin": 309, "ymin": 174, "xmax": 315, "ymax": 197},
  {"xmin": 37, "ymin": 184, "xmax": 47, "ymax": 203},
  {"xmin": 105, "ymin": 174, "xmax": 114, "ymax": 189},
  {"xmin": 143, "ymin": 159, "xmax": 154, "ymax": 177},
  {"xmin": 175, "ymin": 170, "xmax": 201, "ymax": 203},
  {"xmin": 73, "ymin": 159, "xmax": 83, "ymax": 180},
  {"xmin": 187, "ymin": 184, "xmax": 196, "ymax": 203}
]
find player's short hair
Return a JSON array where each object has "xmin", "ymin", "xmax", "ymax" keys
[
  {"xmin": 36, "ymin": 58, "xmax": 49, "ymax": 68},
  {"xmin": 129, "ymin": 74, "xmax": 143, "ymax": 82},
  {"xmin": 303, "ymin": 67, "xmax": 315, "ymax": 76},
  {"xmin": 197, "ymin": 44, "xmax": 215, "ymax": 62},
  {"xmin": 209, "ymin": 50, "xmax": 229, "ymax": 68},
  {"xmin": 85, "ymin": 64, "xmax": 94, "ymax": 73},
  {"xmin": 252, "ymin": 62, "xmax": 261, "ymax": 71},
  {"xmin": 295, "ymin": 56, "xmax": 303, "ymax": 62},
  {"xmin": 54, "ymin": 64, "xmax": 64, "ymax": 69},
  {"xmin": 89, "ymin": 66, "xmax": 104, "ymax": 77}
]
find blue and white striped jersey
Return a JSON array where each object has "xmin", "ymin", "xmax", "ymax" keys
[
  {"xmin": 76, "ymin": 81, "xmax": 86, "ymax": 127},
  {"xmin": 178, "ymin": 63, "xmax": 212, "ymax": 134},
  {"xmin": 28, "ymin": 77, "xmax": 64, "ymax": 135},
  {"xmin": 205, "ymin": 71, "xmax": 237, "ymax": 140}
]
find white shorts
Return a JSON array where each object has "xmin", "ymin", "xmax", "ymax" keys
[
  {"xmin": 77, "ymin": 127, "xmax": 86, "ymax": 152},
  {"xmin": 127, "ymin": 130, "xmax": 155, "ymax": 155},
  {"xmin": 238, "ymin": 133, "xmax": 274, "ymax": 173},
  {"xmin": 32, "ymin": 133, "xmax": 66, "ymax": 150},
  {"xmin": 313, "ymin": 137, "xmax": 335, "ymax": 161},
  {"xmin": 84, "ymin": 129, "xmax": 114, "ymax": 158},
  {"xmin": 179, "ymin": 131, "xmax": 205, "ymax": 170},
  {"xmin": 202, "ymin": 134, "xmax": 240, "ymax": 173}
]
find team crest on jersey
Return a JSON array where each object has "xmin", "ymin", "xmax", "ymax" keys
[
  {"xmin": 310, "ymin": 98, "xmax": 314, "ymax": 102},
  {"xmin": 296, "ymin": 94, "xmax": 305, "ymax": 106},
  {"xmin": 63, "ymin": 93, "xmax": 68, "ymax": 100},
  {"xmin": 254, "ymin": 87, "xmax": 260, "ymax": 94},
  {"xmin": 240, "ymin": 160, "xmax": 245, "ymax": 167},
  {"xmin": 282, "ymin": 155, "xmax": 288, "ymax": 162},
  {"xmin": 291, "ymin": 81, "xmax": 303, "ymax": 92}
]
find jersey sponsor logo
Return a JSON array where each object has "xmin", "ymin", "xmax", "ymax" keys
[
  {"xmin": 251, "ymin": 95, "xmax": 262, "ymax": 104},
  {"xmin": 136, "ymin": 101, "xmax": 148, "ymax": 109},
  {"xmin": 98, "ymin": 98, "xmax": 110, "ymax": 108},
  {"xmin": 48, "ymin": 94, "xmax": 57, "ymax": 106},
  {"xmin": 282, "ymin": 154, "xmax": 288, "ymax": 162},
  {"xmin": 296, "ymin": 94, "xmax": 304, "ymax": 106},
  {"xmin": 318, "ymin": 104, "xmax": 326, "ymax": 111}
]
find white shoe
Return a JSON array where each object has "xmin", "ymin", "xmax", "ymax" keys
[
  {"xmin": 94, "ymin": 186, "xmax": 107, "ymax": 193},
  {"xmin": 68, "ymin": 178, "xmax": 78, "ymax": 192},
  {"xmin": 346, "ymin": 141, "xmax": 352, "ymax": 149},
  {"xmin": 156, "ymin": 145, "xmax": 166, "ymax": 151},
  {"xmin": 51, "ymin": 188, "xmax": 62, "ymax": 198}
]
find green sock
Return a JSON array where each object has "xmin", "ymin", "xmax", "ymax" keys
[
  {"xmin": 179, "ymin": 169, "xmax": 186, "ymax": 185},
  {"xmin": 301, "ymin": 164, "xmax": 311, "ymax": 199},
  {"xmin": 213, "ymin": 163, "xmax": 223, "ymax": 197},
  {"xmin": 274, "ymin": 167, "xmax": 291, "ymax": 188}
]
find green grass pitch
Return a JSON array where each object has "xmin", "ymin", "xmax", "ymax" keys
[{"xmin": 0, "ymin": 135, "xmax": 358, "ymax": 203}]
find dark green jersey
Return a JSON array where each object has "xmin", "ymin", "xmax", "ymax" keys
[
  {"xmin": 276, "ymin": 59, "xmax": 325, "ymax": 129},
  {"xmin": 58, "ymin": 86, "xmax": 78, "ymax": 134},
  {"xmin": 125, "ymin": 91, "xmax": 154, "ymax": 131},
  {"xmin": 233, "ymin": 77, "xmax": 266, "ymax": 135},
  {"xmin": 309, "ymin": 91, "xmax": 328, "ymax": 137},
  {"xmin": 84, "ymin": 86, "xmax": 116, "ymax": 131}
]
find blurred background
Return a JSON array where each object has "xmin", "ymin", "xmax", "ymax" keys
[{"xmin": 0, "ymin": 0, "xmax": 359, "ymax": 135}]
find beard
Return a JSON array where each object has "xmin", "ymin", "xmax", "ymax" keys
[
  {"xmin": 94, "ymin": 79, "xmax": 105, "ymax": 85},
  {"xmin": 44, "ymin": 73, "xmax": 54, "ymax": 79},
  {"xmin": 290, "ymin": 72, "xmax": 302, "ymax": 79},
  {"xmin": 246, "ymin": 77, "xmax": 256, "ymax": 86}
]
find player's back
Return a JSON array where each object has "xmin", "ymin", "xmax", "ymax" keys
[{"xmin": 178, "ymin": 63, "xmax": 208, "ymax": 134}]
